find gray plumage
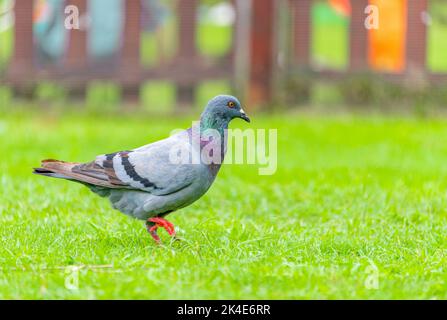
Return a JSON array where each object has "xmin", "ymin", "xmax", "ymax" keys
[{"xmin": 33, "ymin": 95, "xmax": 250, "ymax": 224}]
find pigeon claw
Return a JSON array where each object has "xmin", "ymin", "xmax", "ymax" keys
[{"xmin": 146, "ymin": 217, "xmax": 176, "ymax": 243}]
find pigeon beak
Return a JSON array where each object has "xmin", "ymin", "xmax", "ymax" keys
[{"xmin": 239, "ymin": 108, "xmax": 251, "ymax": 123}]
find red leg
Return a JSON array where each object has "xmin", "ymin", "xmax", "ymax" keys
[
  {"xmin": 147, "ymin": 224, "xmax": 161, "ymax": 243},
  {"xmin": 146, "ymin": 217, "xmax": 176, "ymax": 243}
]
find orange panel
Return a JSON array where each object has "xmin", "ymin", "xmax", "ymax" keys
[
  {"xmin": 329, "ymin": 0, "xmax": 351, "ymax": 17},
  {"xmin": 368, "ymin": 0, "xmax": 407, "ymax": 72}
]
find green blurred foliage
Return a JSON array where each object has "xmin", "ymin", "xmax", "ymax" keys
[
  {"xmin": 312, "ymin": 0, "xmax": 349, "ymax": 70},
  {"xmin": 140, "ymin": 81, "xmax": 175, "ymax": 112},
  {"xmin": 428, "ymin": 0, "xmax": 447, "ymax": 71}
]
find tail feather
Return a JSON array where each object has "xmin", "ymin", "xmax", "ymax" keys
[
  {"xmin": 33, "ymin": 167, "xmax": 72, "ymax": 179},
  {"xmin": 33, "ymin": 161, "xmax": 112, "ymax": 197},
  {"xmin": 33, "ymin": 160, "xmax": 78, "ymax": 180},
  {"xmin": 33, "ymin": 159, "xmax": 123, "ymax": 189}
]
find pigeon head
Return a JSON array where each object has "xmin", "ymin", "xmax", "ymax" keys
[{"xmin": 201, "ymin": 95, "xmax": 250, "ymax": 128}]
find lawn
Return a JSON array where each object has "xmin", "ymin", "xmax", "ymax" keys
[{"xmin": 1, "ymin": 109, "xmax": 447, "ymax": 299}]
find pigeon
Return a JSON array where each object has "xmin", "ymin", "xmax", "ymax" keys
[{"xmin": 33, "ymin": 95, "xmax": 250, "ymax": 243}]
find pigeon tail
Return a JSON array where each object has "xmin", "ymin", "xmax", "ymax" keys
[
  {"xmin": 33, "ymin": 159, "xmax": 78, "ymax": 180},
  {"xmin": 33, "ymin": 159, "xmax": 128, "ymax": 188}
]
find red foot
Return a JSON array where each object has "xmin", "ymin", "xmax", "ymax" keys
[{"xmin": 146, "ymin": 217, "xmax": 176, "ymax": 243}]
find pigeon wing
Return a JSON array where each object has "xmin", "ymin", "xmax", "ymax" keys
[
  {"xmin": 92, "ymin": 130, "xmax": 198, "ymax": 195},
  {"xmin": 35, "ymin": 129, "xmax": 198, "ymax": 195}
]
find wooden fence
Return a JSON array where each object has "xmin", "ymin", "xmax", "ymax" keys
[{"xmin": 2, "ymin": 0, "xmax": 446, "ymax": 109}]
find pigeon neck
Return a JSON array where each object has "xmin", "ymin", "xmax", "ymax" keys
[
  {"xmin": 197, "ymin": 111, "xmax": 229, "ymax": 176},
  {"xmin": 199, "ymin": 111, "xmax": 230, "ymax": 136}
]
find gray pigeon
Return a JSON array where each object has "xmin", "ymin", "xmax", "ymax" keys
[{"xmin": 33, "ymin": 95, "xmax": 250, "ymax": 243}]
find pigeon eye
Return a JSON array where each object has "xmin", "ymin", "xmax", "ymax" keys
[{"xmin": 228, "ymin": 101, "xmax": 235, "ymax": 108}]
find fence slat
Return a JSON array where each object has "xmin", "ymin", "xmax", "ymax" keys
[
  {"xmin": 349, "ymin": 0, "xmax": 369, "ymax": 71},
  {"xmin": 232, "ymin": 0, "xmax": 251, "ymax": 101},
  {"xmin": 122, "ymin": 0, "xmax": 142, "ymax": 68},
  {"xmin": 8, "ymin": 0, "xmax": 34, "ymax": 98},
  {"xmin": 406, "ymin": 0, "xmax": 427, "ymax": 75},
  {"xmin": 249, "ymin": 0, "xmax": 275, "ymax": 107},
  {"xmin": 66, "ymin": 0, "xmax": 88, "ymax": 69},
  {"xmin": 292, "ymin": 0, "xmax": 311, "ymax": 66},
  {"xmin": 121, "ymin": 0, "xmax": 142, "ymax": 105},
  {"xmin": 65, "ymin": 0, "xmax": 88, "ymax": 101},
  {"xmin": 178, "ymin": 0, "xmax": 197, "ymax": 59},
  {"xmin": 176, "ymin": 0, "xmax": 198, "ymax": 108},
  {"xmin": 9, "ymin": 0, "xmax": 34, "ymax": 77}
]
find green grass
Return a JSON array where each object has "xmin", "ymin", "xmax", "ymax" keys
[{"xmin": 2, "ymin": 109, "xmax": 447, "ymax": 299}]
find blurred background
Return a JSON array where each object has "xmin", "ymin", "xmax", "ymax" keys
[
  {"xmin": 2, "ymin": 1, "xmax": 447, "ymax": 299},
  {"xmin": 0, "ymin": 0, "xmax": 446, "ymax": 112}
]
